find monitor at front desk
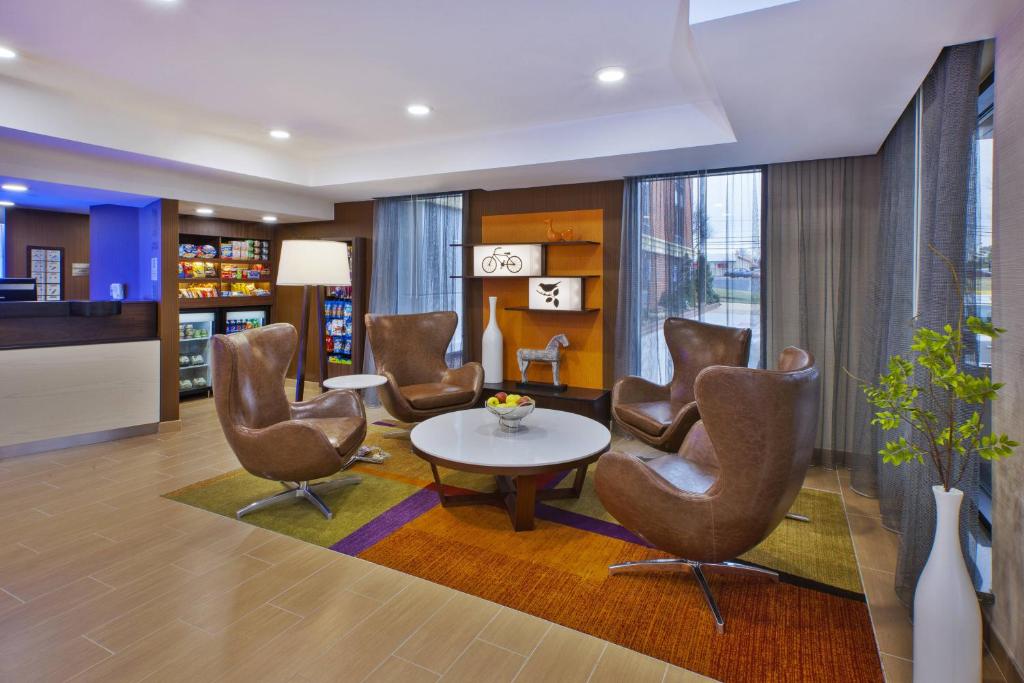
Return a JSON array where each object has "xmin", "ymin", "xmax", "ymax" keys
[{"xmin": 0, "ymin": 278, "xmax": 38, "ymax": 301}]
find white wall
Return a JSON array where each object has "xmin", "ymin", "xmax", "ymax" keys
[{"xmin": 0, "ymin": 340, "xmax": 160, "ymax": 449}]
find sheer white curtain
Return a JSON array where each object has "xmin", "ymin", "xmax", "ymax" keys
[
  {"xmin": 616, "ymin": 170, "xmax": 763, "ymax": 383},
  {"xmin": 364, "ymin": 193, "xmax": 465, "ymax": 396}
]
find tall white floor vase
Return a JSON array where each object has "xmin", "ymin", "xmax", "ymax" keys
[
  {"xmin": 482, "ymin": 296, "xmax": 503, "ymax": 384},
  {"xmin": 912, "ymin": 486, "xmax": 981, "ymax": 683}
]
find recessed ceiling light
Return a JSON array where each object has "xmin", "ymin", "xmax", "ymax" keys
[
  {"xmin": 195, "ymin": 207, "xmax": 214, "ymax": 216},
  {"xmin": 269, "ymin": 129, "xmax": 291, "ymax": 140},
  {"xmin": 261, "ymin": 215, "xmax": 278, "ymax": 223},
  {"xmin": 0, "ymin": 200, "xmax": 15, "ymax": 207},
  {"xmin": 406, "ymin": 104, "xmax": 431, "ymax": 116},
  {"xmin": 596, "ymin": 66, "xmax": 626, "ymax": 84},
  {"xmin": 1, "ymin": 183, "xmax": 27, "ymax": 192},
  {"xmin": 0, "ymin": 46, "xmax": 17, "ymax": 60}
]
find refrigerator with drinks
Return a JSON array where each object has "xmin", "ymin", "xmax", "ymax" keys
[
  {"xmin": 223, "ymin": 307, "xmax": 269, "ymax": 335},
  {"xmin": 178, "ymin": 310, "xmax": 215, "ymax": 397}
]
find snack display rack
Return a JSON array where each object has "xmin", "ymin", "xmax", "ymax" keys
[{"xmin": 178, "ymin": 233, "xmax": 274, "ymax": 307}]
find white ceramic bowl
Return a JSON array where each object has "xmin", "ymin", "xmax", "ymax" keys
[{"xmin": 485, "ymin": 399, "xmax": 536, "ymax": 432}]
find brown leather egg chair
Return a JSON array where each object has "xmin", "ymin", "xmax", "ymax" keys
[
  {"xmin": 595, "ymin": 347, "xmax": 820, "ymax": 633},
  {"xmin": 365, "ymin": 311, "xmax": 484, "ymax": 423},
  {"xmin": 211, "ymin": 323, "xmax": 367, "ymax": 520},
  {"xmin": 612, "ymin": 318, "xmax": 751, "ymax": 452}
]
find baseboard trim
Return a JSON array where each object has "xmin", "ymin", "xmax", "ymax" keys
[{"xmin": 0, "ymin": 423, "xmax": 159, "ymax": 459}]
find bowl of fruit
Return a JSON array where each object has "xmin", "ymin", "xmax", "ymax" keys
[{"xmin": 484, "ymin": 392, "xmax": 535, "ymax": 432}]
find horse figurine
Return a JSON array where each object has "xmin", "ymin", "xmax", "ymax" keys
[{"xmin": 517, "ymin": 334, "xmax": 570, "ymax": 387}]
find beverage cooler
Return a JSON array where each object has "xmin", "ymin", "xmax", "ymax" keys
[
  {"xmin": 320, "ymin": 237, "xmax": 367, "ymax": 380},
  {"xmin": 178, "ymin": 310, "xmax": 215, "ymax": 397},
  {"xmin": 178, "ymin": 307, "xmax": 269, "ymax": 399},
  {"xmin": 325, "ymin": 288, "xmax": 354, "ymax": 365},
  {"xmin": 223, "ymin": 307, "xmax": 270, "ymax": 335}
]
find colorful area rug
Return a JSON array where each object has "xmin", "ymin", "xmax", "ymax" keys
[{"xmin": 166, "ymin": 424, "xmax": 883, "ymax": 682}]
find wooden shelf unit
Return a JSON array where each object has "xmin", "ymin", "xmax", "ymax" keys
[
  {"xmin": 504, "ymin": 306, "xmax": 600, "ymax": 314},
  {"xmin": 450, "ymin": 240, "xmax": 600, "ymax": 247},
  {"xmin": 178, "ymin": 232, "xmax": 273, "ymax": 302},
  {"xmin": 179, "ymin": 296, "xmax": 273, "ymax": 309},
  {"xmin": 451, "ymin": 274, "xmax": 601, "ymax": 280}
]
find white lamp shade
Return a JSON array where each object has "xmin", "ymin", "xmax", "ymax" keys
[{"xmin": 277, "ymin": 240, "xmax": 351, "ymax": 286}]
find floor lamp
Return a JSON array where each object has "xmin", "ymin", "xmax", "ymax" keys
[{"xmin": 277, "ymin": 240, "xmax": 351, "ymax": 401}]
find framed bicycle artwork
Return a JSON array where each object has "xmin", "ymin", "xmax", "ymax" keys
[
  {"xmin": 472, "ymin": 244, "xmax": 543, "ymax": 277},
  {"xmin": 27, "ymin": 246, "xmax": 64, "ymax": 301}
]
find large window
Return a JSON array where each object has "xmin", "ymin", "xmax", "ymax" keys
[
  {"xmin": 367, "ymin": 192, "xmax": 464, "ymax": 366},
  {"xmin": 634, "ymin": 169, "xmax": 762, "ymax": 383}
]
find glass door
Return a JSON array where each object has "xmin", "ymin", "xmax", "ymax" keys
[
  {"xmin": 179, "ymin": 311, "xmax": 215, "ymax": 396},
  {"xmin": 224, "ymin": 307, "xmax": 268, "ymax": 335}
]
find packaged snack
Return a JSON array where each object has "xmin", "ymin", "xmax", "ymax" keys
[{"xmin": 200, "ymin": 244, "xmax": 217, "ymax": 259}]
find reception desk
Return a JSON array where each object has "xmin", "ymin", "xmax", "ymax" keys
[{"xmin": 0, "ymin": 301, "xmax": 161, "ymax": 457}]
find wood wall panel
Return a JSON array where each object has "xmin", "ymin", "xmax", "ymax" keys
[
  {"xmin": 159, "ymin": 200, "xmax": 180, "ymax": 422},
  {"xmin": 178, "ymin": 215, "xmax": 275, "ymax": 240},
  {"xmin": 481, "ymin": 210, "xmax": 604, "ymax": 389},
  {"xmin": 466, "ymin": 181, "xmax": 622, "ymax": 388},
  {"xmin": 4, "ymin": 208, "xmax": 90, "ymax": 300},
  {"xmin": 0, "ymin": 301, "xmax": 157, "ymax": 350},
  {"xmin": 274, "ymin": 201, "xmax": 374, "ymax": 380}
]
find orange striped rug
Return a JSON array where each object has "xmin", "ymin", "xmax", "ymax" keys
[{"xmin": 166, "ymin": 426, "xmax": 883, "ymax": 682}]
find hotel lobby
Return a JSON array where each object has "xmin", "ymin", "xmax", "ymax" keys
[{"xmin": 1, "ymin": 1, "xmax": 1023, "ymax": 681}]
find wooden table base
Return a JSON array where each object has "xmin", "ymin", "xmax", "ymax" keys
[{"xmin": 428, "ymin": 463, "xmax": 588, "ymax": 531}]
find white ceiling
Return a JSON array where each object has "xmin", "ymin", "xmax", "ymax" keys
[{"xmin": 0, "ymin": 0, "xmax": 1017, "ymax": 220}]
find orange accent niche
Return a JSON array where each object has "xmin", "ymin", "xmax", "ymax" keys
[{"xmin": 481, "ymin": 209, "xmax": 603, "ymax": 389}]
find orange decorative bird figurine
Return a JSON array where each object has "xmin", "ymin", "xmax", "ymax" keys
[{"xmin": 545, "ymin": 218, "xmax": 561, "ymax": 242}]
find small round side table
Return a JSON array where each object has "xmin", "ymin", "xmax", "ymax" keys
[
  {"xmin": 322, "ymin": 374, "xmax": 388, "ymax": 392},
  {"xmin": 322, "ymin": 374, "xmax": 390, "ymax": 468}
]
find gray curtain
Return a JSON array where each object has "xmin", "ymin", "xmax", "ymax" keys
[
  {"xmin": 764, "ymin": 156, "xmax": 881, "ymax": 467},
  {"xmin": 851, "ymin": 42, "xmax": 983, "ymax": 605},
  {"xmin": 363, "ymin": 192, "xmax": 465, "ymax": 402},
  {"xmin": 617, "ymin": 171, "xmax": 763, "ymax": 382},
  {"xmin": 615, "ymin": 178, "xmax": 643, "ymax": 379}
]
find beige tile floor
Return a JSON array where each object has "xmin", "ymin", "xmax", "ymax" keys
[{"xmin": 0, "ymin": 390, "xmax": 1007, "ymax": 682}]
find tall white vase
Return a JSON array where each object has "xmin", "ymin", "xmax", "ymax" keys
[
  {"xmin": 912, "ymin": 486, "xmax": 981, "ymax": 683},
  {"xmin": 482, "ymin": 296, "xmax": 503, "ymax": 384}
]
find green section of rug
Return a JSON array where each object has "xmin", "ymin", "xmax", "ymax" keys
[{"xmin": 166, "ymin": 426, "xmax": 862, "ymax": 594}]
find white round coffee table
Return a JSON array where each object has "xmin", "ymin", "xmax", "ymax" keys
[
  {"xmin": 411, "ymin": 408, "xmax": 611, "ymax": 531},
  {"xmin": 322, "ymin": 374, "xmax": 390, "ymax": 468},
  {"xmin": 322, "ymin": 374, "xmax": 388, "ymax": 391}
]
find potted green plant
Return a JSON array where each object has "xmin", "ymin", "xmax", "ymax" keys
[{"xmin": 860, "ymin": 254, "xmax": 1016, "ymax": 683}]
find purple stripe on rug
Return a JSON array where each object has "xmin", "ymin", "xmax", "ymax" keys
[
  {"xmin": 535, "ymin": 503, "xmax": 651, "ymax": 547},
  {"xmin": 330, "ymin": 487, "xmax": 440, "ymax": 555}
]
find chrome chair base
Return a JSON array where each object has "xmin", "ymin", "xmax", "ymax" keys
[
  {"xmin": 237, "ymin": 477, "xmax": 360, "ymax": 520},
  {"xmin": 608, "ymin": 558, "xmax": 779, "ymax": 633},
  {"xmin": 785, "ymin": 513, "xmax": 811, "ymax": 523}
]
